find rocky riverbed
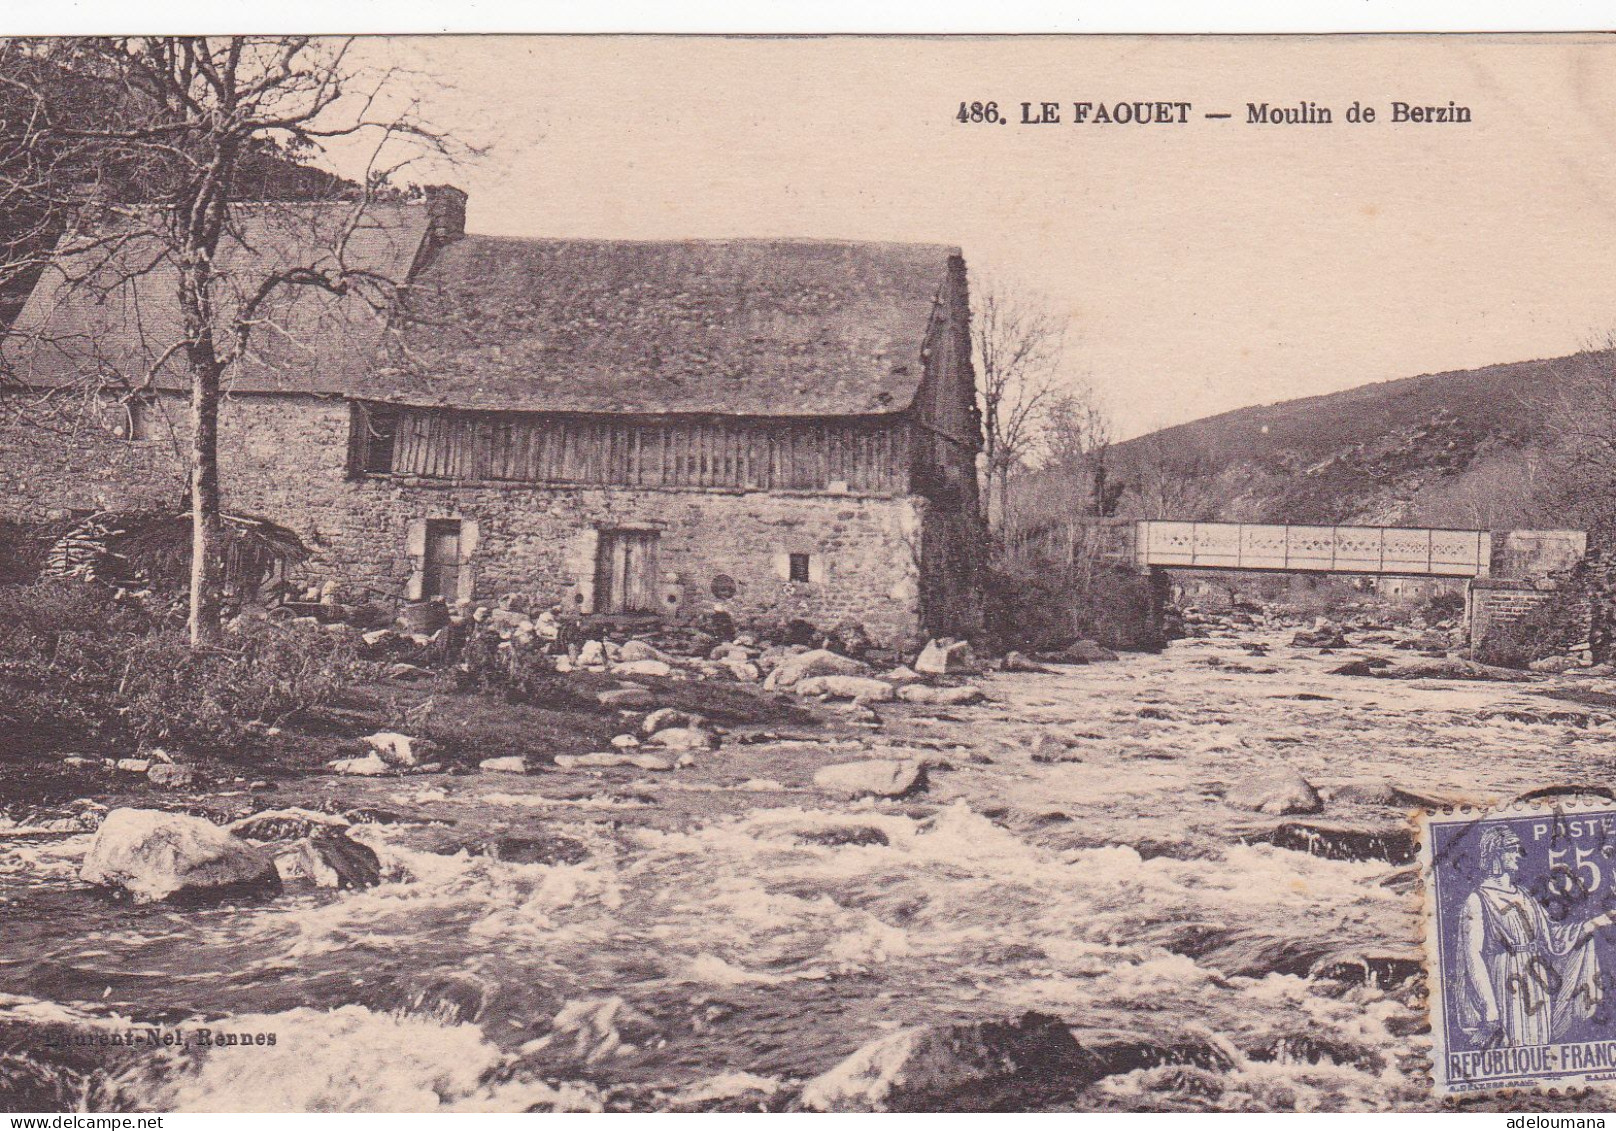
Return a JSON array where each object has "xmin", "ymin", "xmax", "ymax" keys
[{"xmin": 5, "ymin": 621, "xmax": 1616, "ymax": 1112}]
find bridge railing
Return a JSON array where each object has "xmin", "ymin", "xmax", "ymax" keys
[{"xmin": 1134, "ymin": 521, "xmax": 1492, "ymax": 577}]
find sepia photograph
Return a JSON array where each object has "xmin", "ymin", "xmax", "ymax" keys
[{"xmin": 4, "ymin": 28, "xmax": 1616, "ymax": 1114}]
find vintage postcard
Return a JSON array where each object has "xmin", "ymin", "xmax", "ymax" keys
[{"xmin": 5, "ymin": 30, "xmax": 1616, "ymax": 1115}]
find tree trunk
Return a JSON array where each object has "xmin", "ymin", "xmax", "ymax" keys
[
  {"xmin": 189, "ymin": 358, "xmax": 223, "ymax": 646},
  {"xmin": 179, "ymin": 244, "xmax": 226, "ymax": 648},
  {"xmin": 979, "ymin": 406, "xmax": 997, "ymax": 525}
]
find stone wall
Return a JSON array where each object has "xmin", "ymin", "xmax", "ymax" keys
[
  {"xmin": 1532, "ymin": 549, "xmax": 1616, "ymax": 663},
  {"xmin": 1466, "ymin": 579, "xmax": 1565, "ymax": 653},
  {"xmin": 1491, "ymin": 529, "xmax": 1588, "ymax": 582},
  {"xmin": 0, "ymin": 391, "xmax": 928, "ymax": 643},
  {"xmin": 0, "ymin": 393, "xmax": 187, "ymax": 518}
]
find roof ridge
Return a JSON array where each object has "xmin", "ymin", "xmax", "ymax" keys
[
  {"xmin": 454, "ymin": 233, "xmax": 961, "ymax": 252},
  {"xmin": 8, "ymin": 211, "xmax": 965, "ymax": 418},
  {"xmin": 221, "ymin": 198, "xmax": 419, "ymax": 208}
]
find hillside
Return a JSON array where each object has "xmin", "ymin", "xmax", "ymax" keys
[{"xmin": 1103, "ymin": 350, "xmax": 1613, "ymax": 528}]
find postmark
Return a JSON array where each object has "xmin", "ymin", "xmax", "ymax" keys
[{"xmin": 1422, "ymin": 798, "xmax": 1616, "ymax": 1096}]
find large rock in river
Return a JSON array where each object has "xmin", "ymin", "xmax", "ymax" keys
[
  {"xmin": 796, "ymin": 675, "xmax": 896, "ymax": 702},
  {"xmin": 597, "ymin": 686, "xmax": 656, "ymax": 709},
  {"xmin": 555, "ymin": 751, "xmax": 675, "ymax": 771},
  {"xmin": 274, "ymin": 832, "xmax": 382, "ymax": 890},
  {"xmin": 800, "ymin": 1012, "xmax": 1087, "ymax": 1111},
  {"xmin": 813, "ymin": 759, "xmax": 927, "ymax": 798},
  {"xmin": 1292, "ymin": 627, "xmax": 1348, "ymax": 649},
  {"xmin": 81, "ymin": 808, "xmax": 282, "ymax": 903},
  {"xmin": 328, "ymin": 752, "xmax": 392, "ymax": 776},
  {"xmin": 641, "ymin": 707, "xmax": 703, "ymax": 735},
  {"xmin": 1225, "ymin": 766, "xmax": 1322, "ymax": 815},
  {"xmin": 1328, "ymin": 779, "xmax": 1402, "ymax": 806},
  {"xmin": 612, "ymin": 659, "xmax": 673, "ymax": 678},
  {"xmin": 618, "ymin": 639, "xmax": 672, "ymax": 664},
  {"xmin": 360, "ymin": 730, "xmax": 427, "ymax": 767},
  {"xmin": 646, "ymin": 725, "xmax": 720, "ymax": 751},
  {"xmin": 914, "ymin": 638, "xmax": 975, "ymax": 675},
  {"xmin": 1063, "ymin": 639, "xmax": 1118, "ymax": 664},
  {"xmin": 897, "ymin": 684, "xmax": 984, "ymax": 706},
  {"xmin": 765, "ymin": 648, "xmax": 869, "ymax": 690},
  {"xmin": 229, "ymin": 807, "xmax": 350, "ymax": 842}
]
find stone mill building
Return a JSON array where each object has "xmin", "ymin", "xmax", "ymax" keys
[{"xmin": 0, "ymin": 189, "xmax": 985, "ymax": 645}]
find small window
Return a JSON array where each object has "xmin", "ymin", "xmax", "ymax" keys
[
  {"xmin": 367, "ymin": 407, "xmax": 399, "ymax": 474},
  {"xmin": 351, "ymin": 403, "xmax": 400, "ymax": 476},
  {"xmin": 789, "ymin": 552, "xmax": 811, "ymax": 583}
]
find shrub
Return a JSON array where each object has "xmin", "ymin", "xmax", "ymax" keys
[
  {"xmin": 0, "ymin": 578, "xmax": 153, "ymax": 637},
  {"xmin": 128, "ymin": 622, "xmax": 363, "ymax": 743},
  {"xmin": 442, "ymin": 625, "xmax": 596, "ymax": 710},
  {"xmin": 1422, "ymin": 590, "xmax": 1467, "ymax": 624},
  {"xmin": 0, "ymin": 518, "xmax": 66, "ymax": 585},
  {"xmin": 0, "ymin": 581, "xmax": 363, "ymax": 753},
  {"xmin": 984, "ymin": 559, "xmax": 1167, "ymax": 653}
]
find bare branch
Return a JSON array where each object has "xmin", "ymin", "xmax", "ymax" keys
[{"xmin": 972, "ymin": 279, "xmax": 1070, "ymax": 525}]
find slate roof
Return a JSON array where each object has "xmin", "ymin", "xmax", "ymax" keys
[
  {"xmin": 3, "ymin": 202, "xmax": 431, "ymax": 396},
  {"xmin": 376, "ymin": 237, "xmax": 958, "ymax": 416},
  {"xmin": 5, "ymin": 203, "xmax": 960, "ymax": 418}
]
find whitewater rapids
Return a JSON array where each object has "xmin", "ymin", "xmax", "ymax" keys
[{"xmin": 4, "ymin": 625, "xmax": 1614, "ymax": 1111}]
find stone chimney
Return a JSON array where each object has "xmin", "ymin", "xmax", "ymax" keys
[{"xmin": 423, "ymin": 184, "xmax": 467, "ymax": 246}]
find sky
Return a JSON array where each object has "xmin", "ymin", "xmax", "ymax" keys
[{"xmin": 322, "ymin": 34, "xmax": 1616, "ymax": 439}]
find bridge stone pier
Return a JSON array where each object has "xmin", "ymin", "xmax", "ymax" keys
[{"xmin": 1049, "ymin": 518, "xmax": 1588, "ymax": 647}]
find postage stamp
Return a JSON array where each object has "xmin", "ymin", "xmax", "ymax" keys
[{"xmin": 1423, "ymin": 799, "xmax": 1616, "ymax": 1096}]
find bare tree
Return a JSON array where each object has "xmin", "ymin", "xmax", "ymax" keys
[
  {"xmin": 972, "ymin": 281, "xmax": 1067, "ymax": 525},
  {"xmin": 1040, "ymin": 384, "xmax": 1117, "ymax": 516},
  {"xmin": 994, "ymin": 383, "xmax": 1117, "ymax": 538},
  {"xmin": 1410, "ymin": 448, "xmax": 1550, "ymax": 531},
  {"xmin": 1539, "ymin": 344, "xmax": 1616, "ymax": 484},
  {"xmin": 1117, "ymin": 435, "xmax": 1225, "ymax": 521},
  {"xmin": 0, "ymin": 37, "xmax": 462, "ymax": 644},
  {"xmin": 1520, "ymin": 343, "xmax": 1616, "ymax": 542}
]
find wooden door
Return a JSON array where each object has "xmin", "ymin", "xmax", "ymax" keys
[
  {"xmin": 594, "ymin": 530, "xmax": 660, "ymax": 613},
  {"xmin": 422, "ymin": 520, "xmax": 462, "ymax": 602}
]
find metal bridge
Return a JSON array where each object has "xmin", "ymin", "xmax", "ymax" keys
[
  {"xmin": 1006, "ymin": 518, "xmax": 1587, "ymax": 581},
  {"xmin": 1132, "ymin": 521, "xmax": 1493, "ymax": 578}
]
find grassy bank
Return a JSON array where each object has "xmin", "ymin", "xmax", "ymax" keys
[{"xmin": 0, "ymin": 581, "xmax": 814, "ymax": 810}]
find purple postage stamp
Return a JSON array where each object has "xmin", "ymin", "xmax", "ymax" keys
[{"xmin": 1423, "ymin": 800, "xmax": 1616, "ymax": 1096}]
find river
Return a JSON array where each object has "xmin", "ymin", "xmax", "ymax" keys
[{"xmin": 4, "ymin": 623, "xmax": 1614, "ymax": 1111}]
